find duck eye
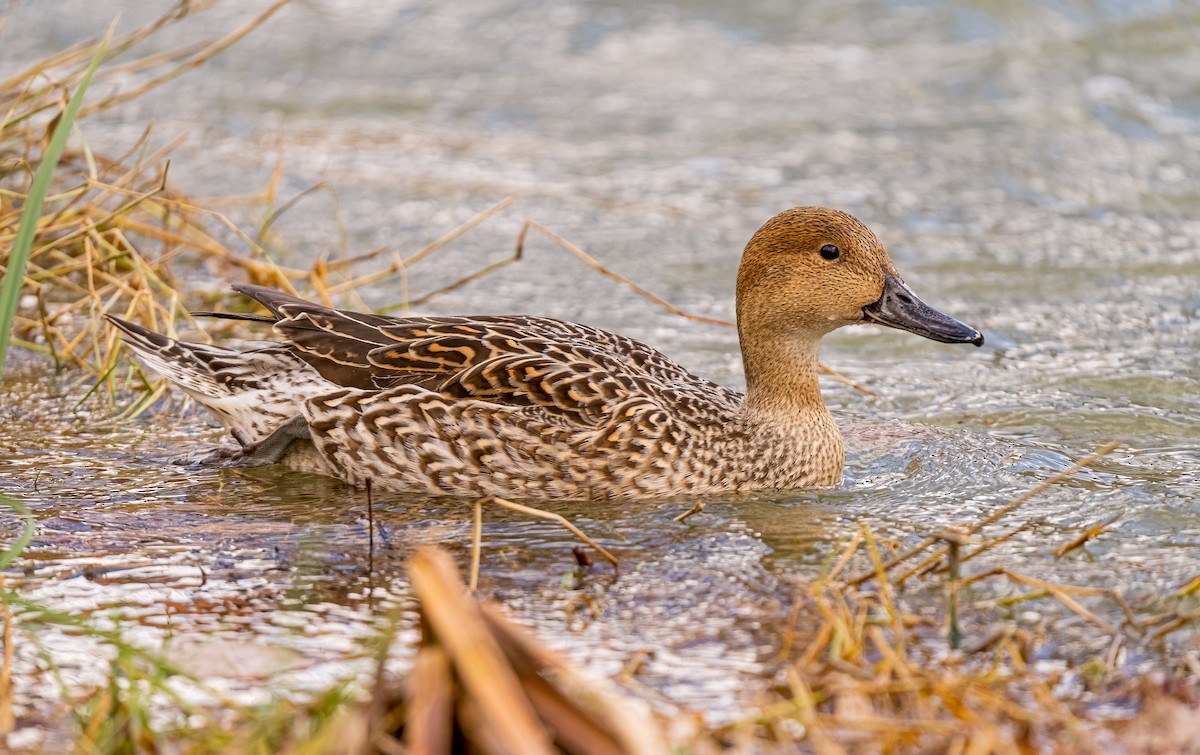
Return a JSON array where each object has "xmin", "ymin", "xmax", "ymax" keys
[{"xmin": 819, "ymin": 244, "xmax": 841, "ymax": 261}]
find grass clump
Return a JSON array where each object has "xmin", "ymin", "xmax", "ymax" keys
[
  {"xmin": 704, "ymin": 444, "xmax": 1200, "ymax": 753},
  {"xmin": 0, "ymin": 3, "xmax": 297, "ymax": 390}
]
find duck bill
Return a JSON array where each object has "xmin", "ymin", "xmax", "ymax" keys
[{"xmin": 863, "ymin": 274, "xmax": 984, "ymax": 346}]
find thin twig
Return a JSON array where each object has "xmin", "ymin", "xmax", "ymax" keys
[
  {"xmin": 470, "ymin": 498, "xmax": 483, "ymax": 593},
  {"xmin": 483, "ymin": 496, "xmax": 619, "ymax": 575},
  {"xmin": 1001, "ymin": 570, "xmax": 1116, "ymax": 633},
  {"xmin": 328, "ymin": 196, "xmax": 516, "ymax": 295},
  {"xmin": 672, "ymin": 501, "xmax": 705, "ymax": 523},
  {"xmin": 825, "ymin": 531, "xmax": 863, "ymax": 583},
  {"xmin": 81, "ymin": 0, "xmax": 295, "ymax": 117},
  {"xmin": 1054, "ymin": 511, "xmax": 1123, "ymax": 558}
]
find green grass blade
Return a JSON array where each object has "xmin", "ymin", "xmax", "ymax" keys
[
  {"xmin": 0, "ymin": 39, "xmax": 109, "ymax": 380},
  {"xmin": 0, "ymin": 494, "xmax": 36, "ymax": 571}
]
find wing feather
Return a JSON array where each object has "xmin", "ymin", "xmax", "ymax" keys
[{"xmin": 228, "ymin": 287, "xmax": 742, "ymax": 422}]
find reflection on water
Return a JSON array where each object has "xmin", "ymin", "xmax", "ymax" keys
[{"xmin": 1, "ymin": 0, "xmax": 1199, "ymax": 726}]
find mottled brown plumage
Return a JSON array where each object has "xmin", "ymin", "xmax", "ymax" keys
[{"xmin": 107, "ymin": 207, "xmax": 983, "ymax": 500}]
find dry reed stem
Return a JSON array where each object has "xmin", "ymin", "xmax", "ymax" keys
[
  {"xmin": 391, "ymin": 548, "xmax": 663, "ymax": 755},
  {"xmin": 862, "ymin": 525, "xmax": 906, "ymax": 651},
  {"xmin": 773, "ymin": 598, "xmax": 806, "ymax": 663},
  {"xmin": 824, "ymin": 530, "xmax": 863, "ymax": 583},
  {"xmin": 402, "ymin": 645, "xmax": 454, "ymax": 754},
  {"xmin": 787, "ymin": 667, "xmax": 848, "ymax": 755},
  {"xmin": 798, "ymin": 621, "xmax": 835, "ymax": 671},
  {"xmin": 905, "ymin": 521, "xmax": 1017, "ymax": 582},
  {"xmin": 615, "ymin": 649, "xmax": 650, "ymax": 684},
  {"xmin": 478, "ymin": 604, "xmax": 666, "ymax": 755},
  {"xmin": 1110, "ymin": 589, "xmax": 1141, "ymax": 629},
  {"xmin": 999, "ymin": 571, "xmax": 1115, "ymax": 633},
  {"xmin": 408, "ymin": 547, "xmax": 556, "ymax": 755},
  {"xmin": 1174, "ymin": 574, "xmax": 1200, "ymax": 599},
  {"xmin": 1147, "ymin": 616, "xmax": 1193, "ymax": 641},
  {"xmin": 972, "ymin": 441, "xmax": 1119, "ymax": 532}
]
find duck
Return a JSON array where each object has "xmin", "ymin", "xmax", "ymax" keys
[{"xmin": 107, "ymin": 206, "xmax": 983, "ymax": 500}]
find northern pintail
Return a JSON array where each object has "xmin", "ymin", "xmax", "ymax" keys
[{"xmin": 108, "ymin": 207, "xmax": 983, "ymax": 499}]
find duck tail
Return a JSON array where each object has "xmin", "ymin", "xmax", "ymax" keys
[
  {"xmin": 105, "ymin": 315, "xmax": 230, "ymax": 397},
  {"xmin": 105, "ymin": 315, "xmax": 327, "ymax": 442}
]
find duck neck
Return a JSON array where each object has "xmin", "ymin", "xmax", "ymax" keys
[{"xmin": 738, "ymin": 331, "xmax": 829, "ymax": 422}]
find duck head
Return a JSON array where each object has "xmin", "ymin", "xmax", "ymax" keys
[{"xmin": 735, "ymin": 206, "xmax": 984, "ymax": 348}]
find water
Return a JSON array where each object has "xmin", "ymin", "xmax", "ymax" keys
[{"xmin": 1, "ymin": 0, "xmax": 1199, "ymax": 733}]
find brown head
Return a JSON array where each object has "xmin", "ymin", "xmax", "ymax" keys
[
  {"xmin": 735, "ymin": 206, "xmax": 983, "ymax": 347},
  {"xmin": 735, "ymin": 207, "xmax": 982, "ymax": 406}
]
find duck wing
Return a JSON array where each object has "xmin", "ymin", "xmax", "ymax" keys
[
  {"xmin": 222, "ymin": 285, "xmax": 419, "ymax": 389},
  {"xmin": 432, "ymin": 343, "xmax": 655, "ymax": 426},
  {"xmin": 226, "ymin": 284, "xmax": 742, "ymax": 421}
]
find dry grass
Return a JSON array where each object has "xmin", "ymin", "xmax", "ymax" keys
[
  {"xmin": 141, "ymin": 442, "xmax": 1191, "ymax": 754},
  {"xmin": 1, "ymin": 3, "xmax": 302, "ymax": 397},
  {"xmin": 3, "ymin": 467, "xmax": 1197, "ymax": 752},
  {"xmin": 698, "ymin": 443, "xmax": 1200, "ymax": 754}
]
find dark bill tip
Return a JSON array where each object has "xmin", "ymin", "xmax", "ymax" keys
[{"xmin": 863, "ymin": 274, "xmax": 984, "ymax": 347}]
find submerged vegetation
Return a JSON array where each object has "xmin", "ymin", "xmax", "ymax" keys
[{"xmin": 1, "ymin": 2, "xmax": 1198, "ymax": 753}]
